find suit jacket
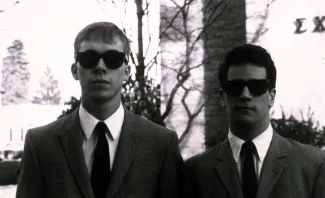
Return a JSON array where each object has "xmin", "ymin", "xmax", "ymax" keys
[
  {"xmin": 16, "ymin": 108, "xmax": 183, "ymax": 198},
  {"xmin": 181, "ymin": 132, "xmax": 325, "ymax": 198}
]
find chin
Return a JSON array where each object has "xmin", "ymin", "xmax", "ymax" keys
[
  {"xmin": 233, "ymin": 115, "xmax": 255, "ymax": 125},
  {"xmin": 88, "ymin": 93, "xmax": 115, "ymax": 104},
  {"xmin": 91, "ymin": 97, "xmax": 110, "ymax": 104}
]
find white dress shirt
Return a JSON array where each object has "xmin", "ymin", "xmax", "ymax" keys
[
  {"xmin": 79, "ymin": 103, "xmax": 124, "ymax": 176},
  {"xmin": 228, "ymin": 123, "xmax": 273, "ymax": 182}
]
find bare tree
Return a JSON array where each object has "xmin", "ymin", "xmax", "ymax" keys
[
  {"xmin": 93, "ymin": 0, "xmax": 271, "ymax": 147},
  {"xmin": 160, "ymin": 0, "xmax": 209, "ymax": 147}
]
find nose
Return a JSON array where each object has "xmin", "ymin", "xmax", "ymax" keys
[
  {"xmin": 94, "ymin": 58, "xmax": 107, "ymax": 72},
  {"xmin": 238, "ymin": 86, "xmax": 252, "ymax": 100}
]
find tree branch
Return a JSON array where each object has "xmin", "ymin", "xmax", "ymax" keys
[
  {"xmin": 161, "ymin": 63, "xmax": 179, "ymax": 73},
  {"xmin": 0, "ymin": 0, "xmax": 21, "ymax": 13},
  {"xmin": 96, "ymin": 0, "xmax": 108, "ymax": 17},
  {"xmin": 178, "ymin": 89, "xmax": 205, "ymax": 143},
  {"xmin": 144, "ymin": 0, "xmax": 152, "ymax": 59},
  {"xmin": 161, "ymin": 71, "xmax": 190, "ymax": 119},
  {"xmin": 248, "ymin": 0, "xmax": 276, "ymax": 43},
  {"xmin": 159, "ymin": 0, "xmax": 194, "ymax": 39},
  {"xmin": 130, "ymin": 51, "xmax": 136, "ymax": 66},
  {"xmin": 188, "ymin": 0, "xmax": 229, "ymax": 54},
  {"xmin": 110, "ymin": 0, "xmax": 127, "ymax": 35},
  {"xmin": 136, "ymin": 0, "xmax": 145, "ymax": 70},
  {"xmin": 145, "ymin": 52, "xmax": 160, "ymax": 76}
]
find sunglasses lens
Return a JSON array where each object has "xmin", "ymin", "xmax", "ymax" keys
[
  {"xmin": 223, "ymin": 81, "xmax": 245, "ymax": 96},
  {"xmin": 77, "ymin": 50, "xmax": 126, "ymax": 69},
  {"xmin": 102, "ymin": 51, "xmax": 126, "ymax": 69},
  {"xmin": 247, "ymin": 80, "xmax": 269, "ymax": 96},
  {"xmin": 223, "ymin": 80, "xmax": 269, "ymax": 96},
  {"xmin": 77, "ymin": 51, "xmax": 99, "ymax": 69}
]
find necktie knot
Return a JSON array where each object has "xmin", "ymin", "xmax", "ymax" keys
[
  {"xmin": 241, "ymin": 141, "xmax": 256, "ymax": 155},
  {"xmin": 94, "ymin": 122, "xmax": 108, "ymax": 135}
]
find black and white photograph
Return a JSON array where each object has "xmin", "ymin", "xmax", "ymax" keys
[{"xmin": 0, "ymin": 0, "xmax": 324, "ymax": 197}]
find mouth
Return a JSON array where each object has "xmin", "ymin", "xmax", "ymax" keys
[
  {"xmin": 91, "ymin": 79, "xmax": 110, "ymax": 84},
  {"xmin": 235, "ymin": 106, "xmax": 254, "ymax": 111}
]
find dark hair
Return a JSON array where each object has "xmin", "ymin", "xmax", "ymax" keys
[
  {"xmin": 219, "ymin": 44, "xmax": 276, "ymax": 89},
  {"xmin": 74, "ymin": 22, "xmax": 130, "ymax": 58}
]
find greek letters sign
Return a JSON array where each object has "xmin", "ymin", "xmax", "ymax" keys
[{"xmin": 294, "ymin": 16, "xmax": 325, "ymax": 34}]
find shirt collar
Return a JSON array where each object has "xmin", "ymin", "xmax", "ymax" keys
[
  {"xmin": 228, "ymin": 123, "xmax": 273, "ymax": 163},
  {"xmin": 79, "ymin": 103, "xmax": 124, "ymax": 140},
  {"xmin": 252, "ymin": 123, "xmax": 273, "ymax": 162}
]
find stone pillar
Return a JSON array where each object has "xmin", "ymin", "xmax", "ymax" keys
[{"xmin": 203, "ymin": 0, "xmax": 247, "ymax": 148}]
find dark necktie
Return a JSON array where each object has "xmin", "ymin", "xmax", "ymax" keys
[
  {"xmin": 241, "ymin": 141, "xmax": 258, "ymax": 198},
  {"xmin": 91, "ymin": 122, "xmax": 110, "ymax": 198}
]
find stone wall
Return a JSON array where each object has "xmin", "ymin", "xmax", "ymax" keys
[{"xmin": 204, "ymin": 0, "xmax": 247, "ymax": 147}]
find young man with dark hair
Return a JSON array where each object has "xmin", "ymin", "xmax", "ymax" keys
[
  {"xmin": 181, "ymin": 44, "xmax": 325, "ymax": 198},
  {"xmin": 17, "ymin": 22, "xmax": 183, "ymax": 198}
]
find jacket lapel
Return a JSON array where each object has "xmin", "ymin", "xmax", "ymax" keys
[
  {"xmin": 106, "ymin": 109, "xmax": 139, "ymax": 198},
  {"xmin": 215, "ymin": 140, "xmax": 244, "ymax": 198},
  {"xmin": 256, "ymin": 132, "xmax": 287, "ymax": 198},
  {"xmin": 58, "ymin": 109, "xmax": 94, "ymax": 198}
]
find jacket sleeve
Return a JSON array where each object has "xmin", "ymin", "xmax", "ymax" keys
[
  {"xmin": 16, "ymin": 130, "xmax": 45, "ymax": 198},
  {"xmin": 313, "ymin": 158, "xmax": 325, "ymax": 198},
  {"xmin": 157, "ymin": 132, "xmax": 184, "ymax": 198}
]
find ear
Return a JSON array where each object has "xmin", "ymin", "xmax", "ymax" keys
[
  {"xmin": 269, "ymin": 88, "xmax": 276, "ymax": 108},
  {"xmin": 123, "ymin": 65, "xmax": 131, "ymax": 81},
  {"xmin": 219, "ymin": 89, "xmax": 226, "ymax": 108},
  {"xmin": 71, "ymin": 63, "xmax": 79, "ymax": 80}
]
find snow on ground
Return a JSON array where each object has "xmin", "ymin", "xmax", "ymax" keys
[{"xmin": 0, "ymin": 104, "xmax": 67, "ymax": 151}]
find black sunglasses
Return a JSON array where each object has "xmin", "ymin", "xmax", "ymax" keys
[
  {"xmin": 221, "ymin": 79, "xmax": 270, "ymax": 97},
  {"xmin": 76, "ymin": 50, "xmax": 128, "ymax": 69}
]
